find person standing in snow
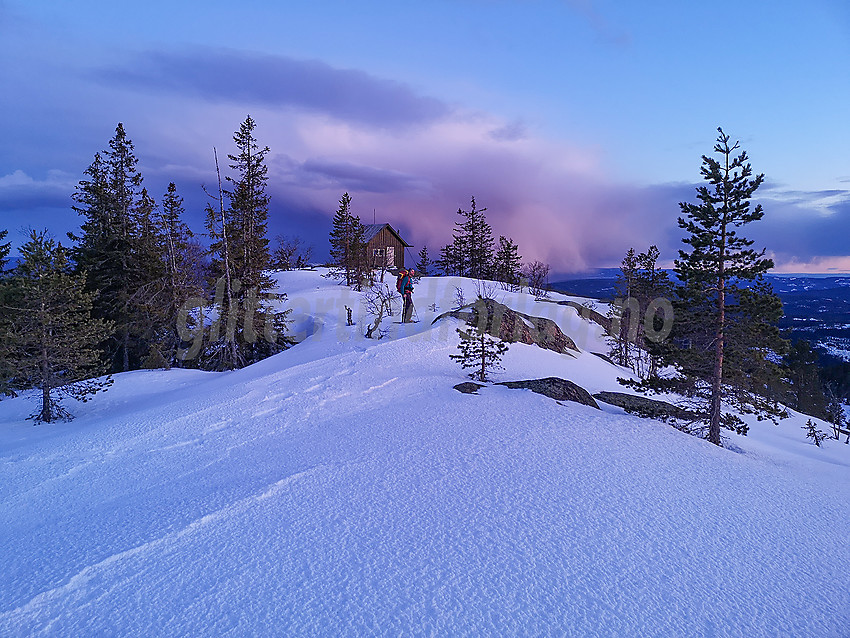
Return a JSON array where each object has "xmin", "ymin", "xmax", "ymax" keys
[{"xmin": 401, "ymin": 268, "xmax": 415, "ymax": 323}]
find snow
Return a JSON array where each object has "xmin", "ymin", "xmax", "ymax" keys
[
  {"xmin": 2, "ymin": 269, "xmax": 849, "ymax": 636},
  {"xmin": 816, "ymin": 336, "xmax": 850, "ymax": 362}
]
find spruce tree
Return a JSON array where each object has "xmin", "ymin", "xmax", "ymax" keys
[
  {"xmin": 416, "ymin": 245, "xmax": 432, "ymax": 277},
  {"xmin": 147, "ymin": 182, "xmax": 204, "ymax": 367},
  {"xmin": 0, "ymin": 229, "xmax": 15, "ymax": 397},
  {"xmin": 784, "ymin": 340, "xmax": 829, "ymax": 418},
  {"xmin": 0, "ymin": 229, "xmax": 10, "ymax": 272},
  {"xmin": 438, "ymin": 196, "xmax": 494, "ymax": 279},
  {"xmin": 610, "ymin": 246, "xmax": 673, "ymax": 377},
  {"xmin": 130, "ymin": 187, "xmax": 170, "ymax": 362},
  {"xmin": 494, "ymin": 236, "xmax": 522, "ymax": 291},
  {"xmin": 465, "ymin": 197, "xmax": 494, "ymax": 280},
  {"xmin": 6, "ymin": 231, "xmax": 113, "ymax": 422},
  {"xmin": 669, "ymin": 127, "xmax": 782, "ymax": 445},
  {"xmin": 438, "ymin": 241, "xmax": 463, "ymax": 276},
  {"xmin": 225, "ymin": 115, "xmax": 273, "ymax": 293},
  {"xmin": 329, "ymin": 192, "xmax": 367, "ymax": 288},
  {"xmin": 69, "ymin": 123, "xmax": 162, "ymax": 372},
  {"xmin": 203, "ymin": 117, "xmax": 289, "ymax": 370},
  {"xmin": 611, "ymin": 248, "xmax": 638, "ymax": 367}
]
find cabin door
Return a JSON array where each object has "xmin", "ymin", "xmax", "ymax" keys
[{"xmin": 386, "ymin": 246, "xmax": 395, "ymax": 267}]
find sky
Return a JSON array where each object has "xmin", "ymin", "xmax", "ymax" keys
[{"xmin": 2, "ymin": 0, "xmax": 850, "ymax": 275}]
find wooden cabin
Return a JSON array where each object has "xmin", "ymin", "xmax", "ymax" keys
[{"xmin": 362, "ymin": 224, "xmax": 412, "ymax": 270}]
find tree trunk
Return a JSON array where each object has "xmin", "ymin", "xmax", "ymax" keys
[
  {"xmin": 122, "ymin": 326, "xmax": 130, "ymax": 372},
  {"xmin": 479, "ymin": 330, "xmax": 486, "ymax": 382},
  {"xmin": 709, "ymin": 163, "xmax": 731, "ymax": 446},
  {"xmin": 709, "ymin": 280, "xmax": 724, "ymax": 445},
  {"xmin": 40, "ymin": 345, "xmax": 52, "ymax": 423},
  {"xmin": 214, "ymin": 147, "xmax": 237, "ymax": 371}
]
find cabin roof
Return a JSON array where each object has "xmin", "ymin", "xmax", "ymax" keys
[{"xmin": 362, "ymin": 223, "xmax": 412, "ymax": 247}]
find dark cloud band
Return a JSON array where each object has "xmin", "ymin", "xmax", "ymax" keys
[{"xmin": 95, "ymin": 48, "xmax": 450, "ymax": 130}]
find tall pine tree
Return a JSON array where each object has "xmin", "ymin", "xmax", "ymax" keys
[
  {"xmin": 225, "ymin": 115, "xmax": 273, "ymax": 292},
  {"xmin": 203, "ymin": 117, "xmax": 289, "ymax": 370},
  {"xmin": 669, "ymin": 127, "xmax": 784, "ymax": 445}
]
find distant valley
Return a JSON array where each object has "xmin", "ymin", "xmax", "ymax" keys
[{"xmin": 551, "ymin": 274, "xmax": 850, "ymax": 366}]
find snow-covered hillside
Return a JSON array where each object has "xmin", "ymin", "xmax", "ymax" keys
[{"xmin": 2, "ymin": 270, "xmax": 849, "ymax": 636}]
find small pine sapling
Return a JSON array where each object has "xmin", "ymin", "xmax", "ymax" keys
[
  {"xmin": 450, "ymin": 307, "xmax": 509, "ymax": 382},
  {"xmin": 803, "ymin": 419, "xmax": 828, "ymax": 447}
]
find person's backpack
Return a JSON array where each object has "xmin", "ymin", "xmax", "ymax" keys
[{"xmin": 396, "ymin": 272, "xmax": 406, "ymax": 294}]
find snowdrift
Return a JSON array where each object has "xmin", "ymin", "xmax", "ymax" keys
[{"xmin": 1, "ymin": 270, "xmax": 848, "ymax": 636}]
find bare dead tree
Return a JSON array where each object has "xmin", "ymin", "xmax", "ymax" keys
[
  {"xmin": 520, "ymin": 261, "xmax": 550, "ymax": 298},
  {"xmin": 364, "ymin": 283, "xmax": 398, "ymax": 338}
]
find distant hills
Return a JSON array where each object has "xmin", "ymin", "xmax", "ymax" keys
[{"xmin": 551, "ymin": 273, "xmax": 850, "ymax": 367}]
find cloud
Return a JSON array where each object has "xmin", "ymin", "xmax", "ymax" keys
[
  {"xmin": 489, "ymin": 121, "xmax": 528, "ymax": 142},
  {"xmin": 755, "ymin": 190, "xmax": 850, "ymax": 260},
  {"xmin": 0, "ymin": 169, "xmax": 76, "ymax": 209},
  {"xmin": 251, "ymin": 111, "xmax": 688, "ymax": 273},
  {"xmin": 4, "ymin": 41, "xmax": 849, "ymax": 274},
  {"xmin": 296, "ymin": 159, "xmax": 432, "ymax": 195},
  {"xmin": 95, "ymin": 48, "xmax": 451, "ymax": 130},
  {"xmin": 761, "ymin": 183, "xmax": 850, "ymax": 211}
]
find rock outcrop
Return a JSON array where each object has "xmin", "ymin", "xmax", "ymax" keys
[
  {"xmin": 593, "ymin": 391, "xmax": 696, "ymax": 422},
  {"xmin": 497, "ymin": 377, "xmax": 599, "ymax": 409},
  {"xmin": 435, "ymin": 298, "xmax": 578, "ymax": 355},
  {"xmin": 453, "ymin": 382, "xmax": 485, "ymax": 394}
]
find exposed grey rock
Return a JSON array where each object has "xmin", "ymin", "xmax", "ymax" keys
[
  {"xmin": 453, "ymin": 382, "xmax": 485, "ymax": 394},
  {"xmin": 435, "ymin": 298, "xmax": 578, "ymax": 355},
  {"xmin": 538, "ymin": 298, "xmax": 612, "ymax": 333},
  {"xmin": 561, "ymin": 301, "xmax": 612, "ymax": 333},
  {"xmin": 593, "ymin": 391, "xmax": 697, "ymax": 422},
  {"xmin": 497, "ymin": 377, "xmax": 599, "ymax": 409}
]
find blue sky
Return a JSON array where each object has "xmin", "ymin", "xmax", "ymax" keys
[{"xmin": 2, "ymin": 0, "xmax": 849, "ymax": 274}]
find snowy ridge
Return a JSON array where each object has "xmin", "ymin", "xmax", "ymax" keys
[{"xmin": 1, "ymin": 270, "xmax": 849, "ymax": 636}]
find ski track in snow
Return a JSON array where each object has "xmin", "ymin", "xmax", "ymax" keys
[{"xmin": 1, "ymin": 271, "xmax": 849, "ymax": 637}]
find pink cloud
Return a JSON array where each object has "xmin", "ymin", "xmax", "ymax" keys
[{"xmin": 258, "ymin": 109, "xmax": 684, "ymax": 272}]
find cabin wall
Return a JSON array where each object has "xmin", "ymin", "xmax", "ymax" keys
[{"xmin": 366, "ymin": 227, "xmax": 407, "ymax": 269}]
